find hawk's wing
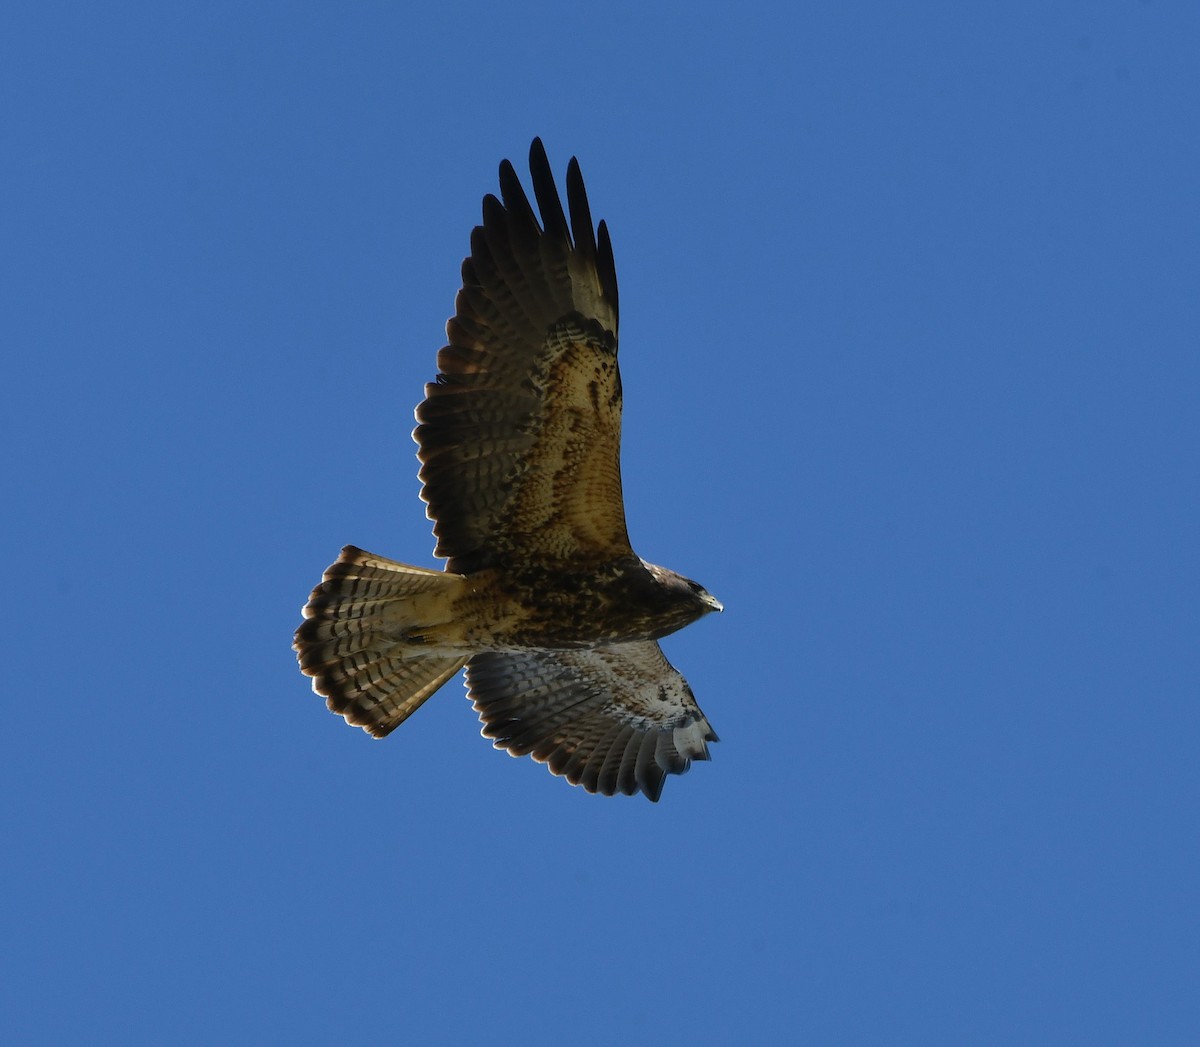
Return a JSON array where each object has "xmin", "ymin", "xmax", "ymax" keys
[
  {"xmin": 466, "ymin": 642, "xmax": 718, "ymax": 802},
  {"xmin": 414, "ymin": 138, "xmax": 627, "ymax": 575}
]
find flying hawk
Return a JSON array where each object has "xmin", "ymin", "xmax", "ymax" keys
[{"xmin": 294, "ymin": 139, "xmax": 721, "ymax": 801}]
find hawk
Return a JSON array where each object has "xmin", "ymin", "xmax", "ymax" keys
[{"xmin": 294, "ymin": 139, "xmax": 722, "ymax": 801}]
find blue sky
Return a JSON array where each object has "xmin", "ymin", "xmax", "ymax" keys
[{"xmin": 4, "ymin": 1, "xmax": 1198, "ymax": 1043}]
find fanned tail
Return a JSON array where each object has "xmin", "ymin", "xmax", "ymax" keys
[{"xmin": 294, "ymin": 546, "xmax": 467, "ymax": 737}]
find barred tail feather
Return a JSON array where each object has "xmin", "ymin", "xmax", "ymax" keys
[{"xmin": 294, "ymin": 546, "xmax": 467, "ymax": 737}]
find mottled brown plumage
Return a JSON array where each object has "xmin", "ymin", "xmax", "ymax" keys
[{"xmin": 295, "ymin": 139, "xmax": 720, "ymax": 801}]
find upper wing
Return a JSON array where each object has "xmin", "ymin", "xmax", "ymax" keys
[
  {"xmin": 466, "ymin": 642, "xmax": 718, "ymax": 802},
  {"xmin": 414, "ymin": 138, "xmax": 627, "ymax": 575}
]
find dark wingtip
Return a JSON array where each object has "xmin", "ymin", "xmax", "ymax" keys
[
  {"xmin": 497, "ymin": 158, "xmax": 538, "ymax": 239},
  {"xmin": 565, "ymin": 156, "xmax": 597, "ymax": 260},
  {"xmin": 597, "ymin": 219, "xmax": 619, "ymax": 325},
  {"xmin": 529, "ymin": 136, "xmax": 547, "ymax": 169},
  {"xmin": 497, "ymin": 157, "xmax": 519, "ymax": 189},
  {"xmin": 528, "ymin": 137, "xmax": 570, "ymax": 244}
]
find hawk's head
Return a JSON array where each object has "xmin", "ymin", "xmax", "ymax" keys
[{"xmin": 642, "ymin": 561, "xmax": 723, "ymax": 621}]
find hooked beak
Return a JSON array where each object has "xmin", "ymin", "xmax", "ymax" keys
[{"xmin": 703, "ymin": 593, "xmax": 724, "ymax": 614}]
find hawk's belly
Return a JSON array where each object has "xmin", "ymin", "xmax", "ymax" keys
[{"xmin": 420, "ymin": 564, "xmax": 702, "ymax": 653}]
